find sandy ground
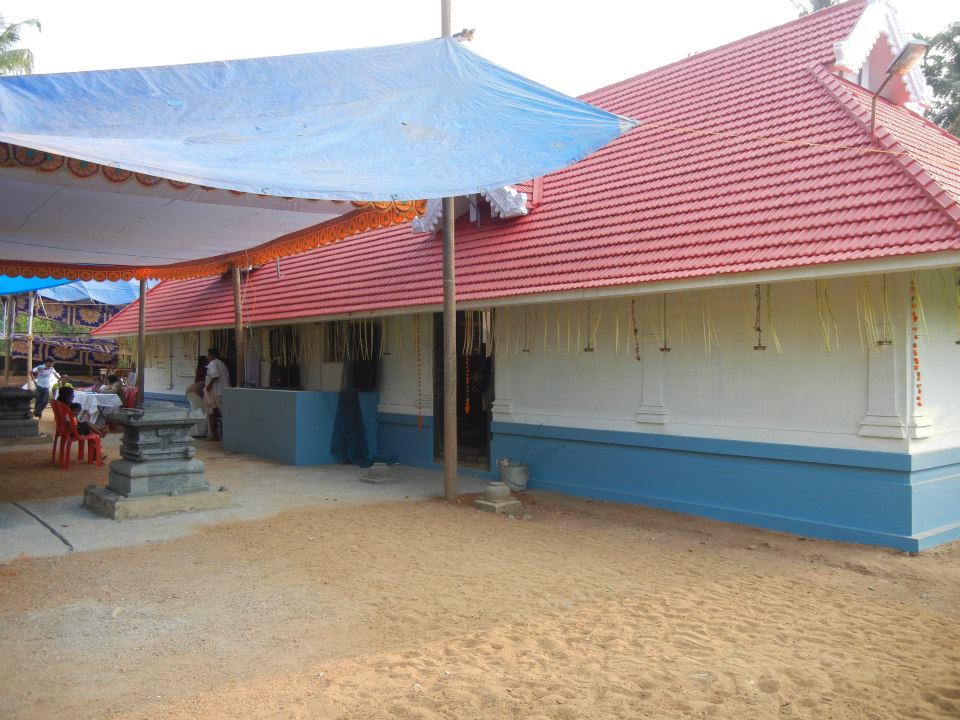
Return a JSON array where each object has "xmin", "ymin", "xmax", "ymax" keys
[
  {"xmin": 0, "ymin": 403, "xmax": 123, "ymax": 503},
  {"xmin": 2, "ymin": 410, "xmax": 960, "ymax": 719}
]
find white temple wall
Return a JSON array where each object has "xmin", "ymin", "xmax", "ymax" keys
[
  {"xmin": 908, "ymin": 269, "xmax": 960, "ymax": 453},
  {"xmin": 377, "ymin": 314, "xmax": 434, "ymax": 416},
  {"xmin": 135, "ymin": 270, "xmax": 960, "ymax": 458},
  {"xmin": 142, "ymin": 330, "xmax": 209, "ymax": 398},
  {"xmin": 494, "ymin": 274, "xmax": 921, "ymax": 453}
]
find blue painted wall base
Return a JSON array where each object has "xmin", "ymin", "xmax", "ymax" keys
[
  {"xmin": 489, "ymin": 421, "xmax": 960, "ymax": 552},
  {"xmin": 377, "ymin": 412, "xmax": 497, "ymax": 480},
  {"xmin": 377, "ymin": 410, "xmax": 960, "ymax": 551},
  {"xmin": 222, "ymin": 388, "xmax": 379, "ymax": 466}
]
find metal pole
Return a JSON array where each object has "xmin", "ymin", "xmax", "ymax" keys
[
  {"xmin": 869, "ymin": 72, "xmax": 893, "ymax": 144},
  {"xmin": 25, "ymin": 292, "xmax": 35, "ymax": 390},
  {"xmin": 440, "ymin": 1, "xmax": 458, "ymax": 500},
  {"xmin": 232, "ymin": 265, "xmax": 245, "ymax": 388},
  {"xmin": 137, "ymin": 279, "xmax": 146, "ymax": 408},
  {"xmin": 441, "ymin": 0, "xmax": 451, "ymax": 37},
  {"xmin": 2, "ymin": 297, "xmax": 11, "ymax": 386}
]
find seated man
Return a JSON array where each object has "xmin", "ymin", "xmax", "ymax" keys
[{"xmin": 99, "ymin": 374, "xmax": 124, "ymax": 399}]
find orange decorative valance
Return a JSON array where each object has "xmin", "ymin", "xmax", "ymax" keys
[{"xmin": 0, "ymin": 199, "xmax": 425, "ymax": 281}]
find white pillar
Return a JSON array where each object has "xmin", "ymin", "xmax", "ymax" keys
[
  {"xmin": 858, "ymin": 334, "xmax": 905, "ymax": 438},
  {"xmin": 491, "ymin": 341, "xmax": 514, "ymax": 417},
  {"xmin": 635, "ymin": 330, "xmax": 668, "ymax": 424}
]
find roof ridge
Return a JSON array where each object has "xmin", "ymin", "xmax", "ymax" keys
[
  {"xmin": 811, "ymin": 64, "xmax": 960, "ymax": 230},
  {"xmin": 836, "ymin": 74, "xmax": 960, "ymax": 151},
  {"xmin": 579, "ymin": 0, "xmax": 866, "ymax": 101}
]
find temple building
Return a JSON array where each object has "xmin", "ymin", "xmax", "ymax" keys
[{"xmin": 96, "ymin": 0, "xmax": 960, "ymax": 551}]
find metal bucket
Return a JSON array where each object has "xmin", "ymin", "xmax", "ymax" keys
[{"xmin": 498, "ymin": 457, "xmax": 529, "ymax": 492}]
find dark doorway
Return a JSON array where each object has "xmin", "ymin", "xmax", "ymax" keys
[{"xmin": 433, "ymin": 310, "xmax": 493, "ymax": 468}]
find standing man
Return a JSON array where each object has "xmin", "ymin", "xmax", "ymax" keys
[
  {"xmin": 31, "ymin": 356, "xmax": 60, "ymax": 418},
  {"xmin": 203, "ymin": 347, "xmax": 230, "ymax": 441}
]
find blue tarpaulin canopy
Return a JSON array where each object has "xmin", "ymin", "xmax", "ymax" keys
[
  {"xmin": 0, "ymin": 38, "xmax": 635, "ymax": 279},
  {"xmin": 38, "ymin": 280, "xmax": 153, "ymax": 305},
  {"xmin": 0, "ymin": 277, "xmax": 70, "ymax": 295},
  {"xmin": 0, "ymin": 277, "xmax": 153, "ymax": 302},
  {"xmin": 0, "ymin": 39, "xmax": 635, "ymax": 200}
]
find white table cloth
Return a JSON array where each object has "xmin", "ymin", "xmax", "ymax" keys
[{"xmin": 73, "ymin": 391, "xmax": 122, "ymax": 421}]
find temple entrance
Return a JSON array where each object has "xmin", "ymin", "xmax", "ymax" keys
[{"xmin": 433, "ymin": 310, "xmax": 493, "ymax": 468}]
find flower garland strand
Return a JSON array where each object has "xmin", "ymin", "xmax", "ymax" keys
[
  {"xmin": 630, "ymin": 299, "xmax": 642, "ymax": 362},
  {"xmin": 415, "ymin": 314, "xmax": 423, "ymax": 430}
]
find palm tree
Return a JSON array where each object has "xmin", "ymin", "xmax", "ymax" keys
[{"xmin": 0, "ymin": 15, "xmax": 41, "ymax": 76}]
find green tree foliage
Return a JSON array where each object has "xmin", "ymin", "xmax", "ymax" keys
[
  {"xmin": 14, "ymin": 314, "xmax": 87, "ymax": 336},
  {"xmin": 0, "ymin": 15, "xmax": 40, "ymax": 76},
  {"xmin": 920, "ymin": 22, "xmax": 960, "ymax": 137}
]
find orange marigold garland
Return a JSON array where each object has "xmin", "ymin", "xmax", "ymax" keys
[
  {"xmin": 0, "ymin": 200, "xmax": 426, "ymax": 281},
  {"xmin": 66, "ymin": 157, "xmax": 99, "ymax": 177}
]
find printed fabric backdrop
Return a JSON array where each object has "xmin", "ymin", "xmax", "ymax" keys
[
  {"xmin": 15, "ymin": 297, "xmax": 122, "ymax": 329},
  {"xmin": 8, "ymin": 333, "xmax": 118, "ymax": 366}
]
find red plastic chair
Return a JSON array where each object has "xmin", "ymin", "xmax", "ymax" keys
[
  {"xmin": 123, "ymin": 387, "xmax": 139, "ymax": 409},
  {"xmin": 60, "ymin": 407, "xmax": 102, "ymax": 469},
  {"xmin": 50, "ymin": 400, "xmax": 70, "ymax": 465}
]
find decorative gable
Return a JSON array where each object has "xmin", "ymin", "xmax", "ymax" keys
[
  {"xmin": 412, "ymin": 186, "xmax": 528, "ymax": 233},
  {"xmin": 830, "ymin": 0, "xmax": 932, "ymax": 113}
]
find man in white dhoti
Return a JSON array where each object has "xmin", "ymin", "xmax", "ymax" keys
[{"xmin": 203, "ymin": 347, "xmax": 230, "ymax": 441}]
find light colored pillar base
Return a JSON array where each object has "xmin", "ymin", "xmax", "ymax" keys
[
  {"xmin": 84, "ymin": 485, "xmax": 232, "ymax": 520},
  {"xmin": 473, "ymin": 481, "xmax": 522, "ymax": 514},
  {"xmin": 0, "ymin": 433, "xmax": 48, "ymax": 446},
  {"xmin": 361, "ymin": 462, "xmax": 397, "ymax": 484}
]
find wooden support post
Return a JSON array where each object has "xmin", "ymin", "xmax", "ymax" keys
[
  {"xmin": 2, "ymin": 298, "xmax": 11, "ymax": 386},
  {"xmin": 232, "ymin": 265, "xmax": 245, "ymax": 388},
  {"xmin": 2, "ymin": 297, "xmax": 11, "ymax": 386},
  {"xmin": 440, "ymin": 0, "xmax": 458, "ymax": 501},
  {"xmin": 25, "ymin": 292, "xmax": 35, "ymax": 389},
  {"xmin": 442, "ymin": 198, "xmax": 458, "ymax": 500},
  {"xmin": 137, "ymin": 279, "xmax": 146, "ymax": 408}
]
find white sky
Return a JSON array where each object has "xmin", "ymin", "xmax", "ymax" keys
[{"xmin": 3, "ymin": 1, "xmax": 957, "ymax": 96}]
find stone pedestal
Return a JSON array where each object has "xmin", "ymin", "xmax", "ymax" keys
[
  {"xmin": 84, "ymin": 407, "xmax": 230, "ymax": 519},
  {"xmin": 361, "ymin": 462, "xmax": 397, "ymax": 484},
  {"xmin": 473, "ymin": 481, "xmax": 522, "ymax": 514},
  {"xmin": 0, "ymin": 387, "xmax": 40, "ymax": 440}
]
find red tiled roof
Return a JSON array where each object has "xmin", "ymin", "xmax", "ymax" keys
[{"xmin": 97, "ymin": 0, "xmax": 960, "ymax": 335}]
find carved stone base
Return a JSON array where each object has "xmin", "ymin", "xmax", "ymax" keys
[
  {"xmin": 474, "ymin": 481, "xmax": 522, "ymax": 514},
  {"xmin": 108, "ymin": 458, "xmax": 208, "ymax": 497},
  {"xmin": 361, "ymin": 462, "xmax": 397, "ymax": 484},
  {"xmin": 0, "ymin": 387, "xmax": 39, "ymax": 438},
  {"xmin": 87, "ymin": 407, "xmax": 216, "ymax": 520}
]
